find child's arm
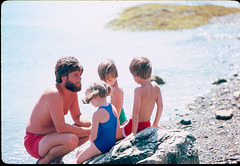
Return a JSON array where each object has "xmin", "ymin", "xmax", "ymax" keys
[
  {"xmin": 89, "ymin": 111, "xmax": 100, "ymax": 142},
  {"xmin": 132, "ymin": 88, "xmax": 141, "ymax": 135},
  {"xmin": 111, "ymin": 88, "xmax": 123, "ymax": 118},
  {"xmin": 152, "ymin": 88, "xmax": 163, "ymax": 127}
]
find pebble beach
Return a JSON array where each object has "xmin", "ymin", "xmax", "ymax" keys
[{"xmin": 161, "ymin": 70, "xmax": 240, "ymax": 164}]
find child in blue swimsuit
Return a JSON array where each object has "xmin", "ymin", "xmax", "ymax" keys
[{"xmin": 75, "ymin": 81, "xmax": 120, "ymax": 164}]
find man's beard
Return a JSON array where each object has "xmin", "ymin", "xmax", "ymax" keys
[{"xmin": 64, "ymin": 80, "xmax": 81, "ymax": 92}]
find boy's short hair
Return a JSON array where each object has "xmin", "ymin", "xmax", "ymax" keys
[
  {"xmin": 55, "ymin": 56, "xmax": 83, "ymax": 83},
  {"xmin": 129, "ymin": 57, "xmax": 152, "ymax": 79},
  {"xmin": 98, "ymin": 59, "xmax": 118, "ymax": 82}
]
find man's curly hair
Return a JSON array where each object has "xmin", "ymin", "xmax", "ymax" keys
[{"xmin": 55, "ymin": 56, "xmax": 83, "ymax": 83}]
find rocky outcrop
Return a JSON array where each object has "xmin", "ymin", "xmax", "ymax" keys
[
  {"xmin": 210, "ymin": 13, "xmax": 240, "ymax": 24},
  {"xmin": 150, "ymin": 74, "xmax": 165, "ymax": 85},
  {"xmin": 83, "ymin": 127, "xmax": 199, "ymax": 164}
]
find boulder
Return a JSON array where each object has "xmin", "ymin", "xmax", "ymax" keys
[
  {"xmin": 83, "ymin": 127, "xmax": 199, "ymax": 164},
  {"xmin": 150, "ymin": 74, "xmax": 165, "ymax": 85}
]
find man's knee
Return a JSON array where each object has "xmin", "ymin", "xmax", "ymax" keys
[{"xmin": 65, "ymin": 134, "xmax": 79, "ymax": 150}]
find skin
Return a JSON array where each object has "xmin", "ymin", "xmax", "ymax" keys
[
  {"xmin": 75, "ymin": 96, "xmax": 120, "ymax": 164},
  {"xmin": 105, "ymin": 74, "xmax": 123, "ymax": 119},
  {"xmin": 26, "ymin": 70, "xmax": 91, "ymax": 164},
  {"xmin": 116, "ymin": 75, "xmax": 163, "ymax": 140}
]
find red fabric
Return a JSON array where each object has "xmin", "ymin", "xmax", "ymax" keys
[
  {"xmin": 24, "ymin": 132, "xmax": 45, "ymax": 159},
  {"xmin": 122, "ymin": 118, "xmax": 151, "ymax": 137}
]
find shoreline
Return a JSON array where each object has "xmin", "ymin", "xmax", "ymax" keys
[{"xmin": 160, "ymin": 69, "xmax": 240, "ymax": 164}]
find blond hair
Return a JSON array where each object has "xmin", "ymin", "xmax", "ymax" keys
[
  {"xmin": 98, "ymin": 59, "xmax": 118, "ymax": 82},
  {"xmin": 129, "ymin": 57, "xmax": 152, "ymax": 79},
  {"xmin": 82, "ymin": 81, "xmax": 111, "ymax": 104}
]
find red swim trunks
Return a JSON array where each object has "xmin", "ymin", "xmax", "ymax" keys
[
  {"xmin": 24, "ymin": 132, "xmax": 46, "ymax": 159},
  {"xmin": 121, "ymin": 118, "xmax": 151, "ymax": 137}
]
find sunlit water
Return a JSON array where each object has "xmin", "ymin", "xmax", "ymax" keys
[{"xmin": 1, "ymin": 1, "xmax": 240, "ymax": 164}]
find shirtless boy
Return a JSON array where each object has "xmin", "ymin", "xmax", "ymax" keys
[
  {"xmin": 117, "ymin": 56, "xmax": 163, "ymax": 139},
  {"xmin": 98, "ymin": 59, "xmax": 127, "ymax": 125},
  {"xmin": 24, "ymin": 56, "xmax": 91, "ymax": 164}
]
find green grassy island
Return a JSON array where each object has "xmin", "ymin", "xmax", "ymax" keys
[{"xmin": 105, "ymin": 4, "xmax": 240, "ymax": 31}]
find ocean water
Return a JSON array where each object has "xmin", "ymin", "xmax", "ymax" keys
[{"xmin": 1, "ymin": 1, "xmax": 240, "ymax": 164}]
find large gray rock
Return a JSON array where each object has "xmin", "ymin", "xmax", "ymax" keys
[{"xmin": 83, "ymin": 127, "xmax": 199, "ymax": 164}]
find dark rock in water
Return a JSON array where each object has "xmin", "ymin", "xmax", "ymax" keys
[
  {"xmin": 180, "ymin": 119, "xmax": 192, "ymax": 125},
  {"xmin": 212, "ymin": 79, "xmax": 227, "ymax": 85},
  {"xmin": 215, "ymin": 110, "xmax": 233, "ymax": 120},
  {"xmin": 83, "ymin": 127, "xmax": 199, "ymax": 164},
  {"xmin": 150, "ymin": 74, "xmax": 165, "ymax": 85}
]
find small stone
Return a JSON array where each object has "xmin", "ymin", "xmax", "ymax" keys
[
  {"xmin": 212, "ymin": 79, "xmax": 227, "ymax": 85},
  {"xmin": 217, "ymin": 125, "xmax": 224, "ymax": 128},
  {"xmin": 215, "ymin": 110, "xmax": 233, "ymax": 120},
  {"xmin": 180, "ymin": 119, "xmax": 192, "ymax": 125},
  {"xmin": 234, "ymin": 91, "xmax": 240, "ymax": 100}
]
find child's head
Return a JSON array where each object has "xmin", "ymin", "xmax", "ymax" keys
[
  {"xmin": 83, "ymin": 81, "xmax": 111, "ymax": 104},
  {"xmin": 129, "ymin": 57, "xmax": 152, "ymax": 79},
  {"xmin": 98, "ymin": 59, "xmax": 118, "ymax": 83}
]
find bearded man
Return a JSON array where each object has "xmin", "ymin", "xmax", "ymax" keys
[{"xmin": 24, "ymin": 56, "xmax": 91, "ymax": 164}]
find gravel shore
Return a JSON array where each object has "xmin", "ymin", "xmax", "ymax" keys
[{"xmin": 161, "ymin": 70, "xmax": 240, "ymax": 164}]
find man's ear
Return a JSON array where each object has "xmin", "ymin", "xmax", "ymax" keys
[{"xmin": 61, "ymin": 76, "xmax": 67, "ymax": 82}]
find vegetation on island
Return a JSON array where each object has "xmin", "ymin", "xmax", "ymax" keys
[{"xmin": 105, "ymin": 4, "xmax": 240, "ymax": 31}]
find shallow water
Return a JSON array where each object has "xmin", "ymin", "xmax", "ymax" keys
[{"xmin": 1, "ymin": 1, "xmax": 240, "ymax": 164}]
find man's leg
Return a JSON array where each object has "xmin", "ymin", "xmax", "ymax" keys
[
  {"xmin": 38, "ymin": 132, "xmax": 79, "ymax": 164},
  {"xmin": 77, "ymin": 135, "xmax": 89, "ymax": 147}
]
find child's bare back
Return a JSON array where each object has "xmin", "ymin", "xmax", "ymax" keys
[
  {"xmin": 122, "ymin": 56, "xmax": 163, "ymax": 137},
  {"xmin": 136, "ymin": 81, "xmax": 161, "ymax": 122}
]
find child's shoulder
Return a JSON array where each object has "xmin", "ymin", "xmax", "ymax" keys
[
  {"xmin": 151, "ymin": 81, "xmax": 160, "ymax": 88},
  {"xmin": 150, "ymin": 81, "xmax": 161, "ymax": 94},
  {"xmin": 112, "ymin": 86, "xmax": 123, "ymax": 95},
  {"xmin": 134, "ymin": 86, "xmax": 144, "ymax": 94},
  {"xmin": 94, "ymin": 107, "xmax": 108, "ymax": 117}
]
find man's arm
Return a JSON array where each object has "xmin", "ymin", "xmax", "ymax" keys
[
  {"xmin": 132, "ymin": 88, "xmax": 141, "ymax": 135},
  {"xmin": 46, "ymin": 92, "xmax": 89, "ymax": 138},
  {"xmin": 70, "ymin": 94, "xmax": 91, "ymax": 127}
]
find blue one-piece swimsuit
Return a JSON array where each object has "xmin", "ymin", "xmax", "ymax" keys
[{"xmin": 94, "ymin": 103, "xmax": 117, "ymax": 153}]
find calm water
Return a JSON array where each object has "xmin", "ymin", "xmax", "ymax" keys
[{"xmin": 1, "ymin": 1, "xmax": 240, "ymax": 164}]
